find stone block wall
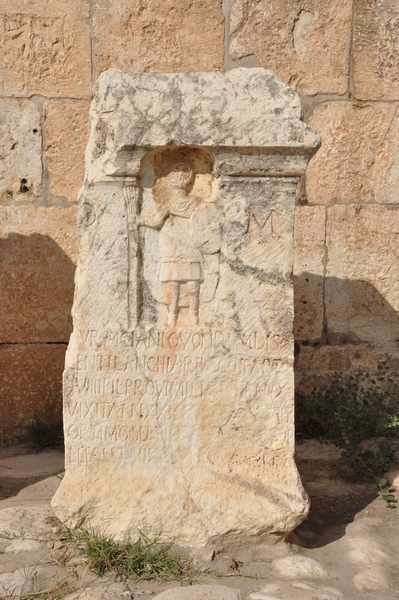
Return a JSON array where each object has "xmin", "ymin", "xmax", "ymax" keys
[
  {"xmin": 226, "ymin": 0, "xmax": 399, "ymax": 390},
  {"xmin": 1, "ymin": 0, "xmax": 398, "ymax": 443}
]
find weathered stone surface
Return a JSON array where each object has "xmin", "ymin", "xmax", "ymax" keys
[
  {"xmin": 229, "ymin": 0, "xmax": 352, "ymax": 95},
  {"xmin": 0, "ymin": 0, "xmax": 91, "ymax": 98},
  {"xmin": 354, "ymin": 0, "xmax": 399, "ymax": 100},
  {"xmin": 353, "ymin": 566, "xmax": 394, "ymax": 592},
  {"xmin": 346, "ymin": 538, "xmax": 390, "ymax": 567},
  {"xmin": 93, "ymin": 0, "xmax": 224, "ymax": 77},
  {"xmin": 295, "ymin": 342, "xmax": 399, "ymax": 395},
  {"xmin": 0, "ymin": 206, "xmax": 77, "ymax": 343},
  {"xmin": 0, "ymin": 506, "xmax": 55, "ymax": 537},
  {"xmin": 62, "ymin": 583, "xmax": 136, "ymax": 600},
  {"xmin": 86, "ymin": 68, "xmax": 319, "ymax": 183},
  {"xmin": 293, "ymin": 206, "xmax": 325, "ymax": 341},
  {"xmin": 153, "ymin": 585, "xmax": 241, "ymax": 600},
  {"xmin": 307, "ymin": 102, "xmax": 399, "ymax": 205},
  {"xmin": 0, "ymin": 99, "xmax": 42, "ymax": 202},
  {"xmin": 0, "ymin": 570, "xmax": 33, "ymax": 597},
  {"xmin": 0, "ymin": 565, "xmax": 69, "ymax": 597},
  {"xmin": 12, "ymin": 476, "xmax": 61, "ymax": 502},
  {"xmin": 272, "ymin": 555, "xmax": 329, "ymax": 579},
  {"xmin": 4, "ymin": 540, "xmax": 44, "ymax": 553},
  {"xmin": 0, "ymin": 344, "xmax": 66, "ymax": 446},
  {"xmin": 44, "ymin": 100, "xmax": 90, "ymax": 203},
  {"xmin": 53, "ymin": 69, "xmax": 319, "ymax": 549},
  {"xmin": 249, "ymin": 581, "xmax": 343, "ymax": 600},
  {"xmin": 326, "ymin": 205, "xmax": 399, "ymax": 343},
  {"xmin": 0, "ymin": 453, "xmax": 64, "ymax": 479}
]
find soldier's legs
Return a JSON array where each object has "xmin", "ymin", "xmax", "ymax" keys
[
  {"xmin": 165, "ymin": 281, "xmax": 180, "ymax": 326},
  {"xmin": 187, "ymin": 281, "xmax": 200, "ymax": 325}
]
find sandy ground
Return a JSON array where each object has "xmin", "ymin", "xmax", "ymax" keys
[{"xmin": 0, "ymin": 442, "xmax": 398, "ymax": 600}]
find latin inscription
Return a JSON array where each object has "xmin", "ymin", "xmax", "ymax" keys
[
  {"xmin": 76, "ymin": 353, "xmax": 204, "ymax": 375},
  {"xmin": 71, "ymin": 377, "xmax": 203, "ymax": 399},
  {"xmin": 66, "ymin": 444, "xmax": 152, "ymax": 464},
  {"xmin": 68, "ymin": 423, "xmax": 150, "ymax": 443},
  {"xmin": 67, "ymin": 401, "xmax": 150, "ymax": 421},
  {"xmin": 75, "ymin": 353, "xmax": 291, "ymax": 377},
  {"xmin": 250, "ymin": 208, "xmax": 279, "ymax": 238},
  {"xmin": 212, "ymin": 355, "xmax": 291, "ymax": 375},
  {"xmin": 67, "ymin": 328, "xmax": 293, "ymax": 465},
  {"xmin": 79, "ymin": 328, "xmax": 291, "ymax": 353}
]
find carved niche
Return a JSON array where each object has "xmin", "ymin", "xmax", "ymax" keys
[{"xmin": 124, "ymin": 146, "xmax": 222, "ymax": 327}]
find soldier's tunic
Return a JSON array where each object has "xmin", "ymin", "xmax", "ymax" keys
[{"xmin": 159, "ymin": 210, "xmax": 204, "ymax": 283}]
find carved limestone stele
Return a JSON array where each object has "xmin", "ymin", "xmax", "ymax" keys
[{"xmin": 52, "ymin": 68, "xmax": 320, "ymax": 551}]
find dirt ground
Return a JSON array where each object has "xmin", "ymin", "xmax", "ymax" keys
[{"xmin": 0, "ymin": 441, "xmax": 398, "ymax": 600}]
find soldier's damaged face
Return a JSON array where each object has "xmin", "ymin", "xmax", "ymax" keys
[{"xmin": 167, "ymin": 163, "xmax": 194, "ymax": 190}]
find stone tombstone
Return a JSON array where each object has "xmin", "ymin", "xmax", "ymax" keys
[{"xmin": 52, "ymin": 68, "xmax": 320, "ymax": 550}]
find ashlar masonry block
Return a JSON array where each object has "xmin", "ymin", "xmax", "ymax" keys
[
  {"xmin": 326, "ymin": 205, "xmax": 399, "ymax": 344},
  {"xmin": 354, "ymin": 0, "xmax": 399, "ymax": 101},
  {"xmin": 0, "ymin": 99, "xmax": 42, "ymax": 202},
  {"xmin": 44, "ymin": 100, "xmax": 90, "ymax": 203},
  {"xmin": 307, "ymin": 102, "xmax": 399, "ymax": 205},
  {"xmin": 0, "ymin": 205, "xmax": 77, "ymax": 343},
  {"xmin": 93, "ymin": 0, "xmax": 223, "ymax": 76},
  {"xmin": 0, "ymin": 0, "xmax": 91, "ymax": 98},
  {"xmin": 229, "ymin": 0, "xmax": 352, "ymax": 96}
]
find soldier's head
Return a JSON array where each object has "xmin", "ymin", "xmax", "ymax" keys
[{"xmin": 167, "ymin": 161, "xmax": 195, "ymax": 192}]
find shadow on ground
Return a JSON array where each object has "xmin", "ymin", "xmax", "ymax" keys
[
  {"xmin": 292, "ymin": 487, "xmax": 377, "ymax": 549},
  {"xmin": 292, "ymin": 440, "xmax": 379, "ymax": 549},
  {"xmin": 0, "ymin": 446, "xmax": 65, "ymax": 501}
]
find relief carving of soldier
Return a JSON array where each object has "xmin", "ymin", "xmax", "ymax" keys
[{"xmin": 138, "ymin": 161, "xmax": 222, "ymax": 326}]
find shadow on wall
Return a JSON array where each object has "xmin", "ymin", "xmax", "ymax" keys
[
  {"xmin": 0, "ymin": 233, "xmax": 75, "ymax": 342},
  {"xmin": 293, "ymin": 272, "xmax": 399, "ymax": 549},
  {"xmin": 2, "ymin": 249, "xmax": 399, "ymax": 444},
  {"xmin": 0, "ymin": 234, "xmax": 75, "ymax": 445},
  {"xmin": 294, "ymin": 272, "xmax": 399, "ymax": 395}
]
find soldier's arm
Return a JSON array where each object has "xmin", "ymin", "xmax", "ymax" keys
[{"xmin": 137, "ymin": 206, "xmax": 168, "ymax": 229}]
